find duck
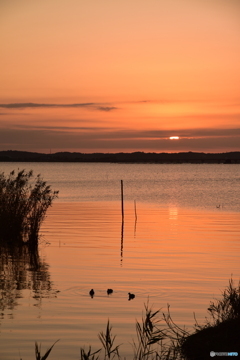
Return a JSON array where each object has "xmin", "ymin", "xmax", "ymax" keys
[
  {"xmin": 89, "ymin": 289, "xmax": 95, "ymax": 298},
  {"xmin": 107, "ymin": 289, "xmax": 113, "ymax": 295},
  {"xmin": 128, "ymin": 292, "xmax": 135, "ymax": 300}
]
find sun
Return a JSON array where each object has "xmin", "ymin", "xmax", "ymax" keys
[{"xmin": 169, "ymin": 136, "xmax": 180, "ymax": 140}]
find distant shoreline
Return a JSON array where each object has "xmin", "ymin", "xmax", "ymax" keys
[{"xmin": 0, "ymin": 150, "xmax": 240, "ymax": 164}]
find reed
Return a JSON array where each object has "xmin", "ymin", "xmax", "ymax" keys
[
  {"xmin": 206, "ymin": 278, "xmax": 240, "ymax": 324},
  {"xmin": 0, "ymin": 169, "xmax": 58, "ymax": 245},
  {"xmin": 19, "ymin": 340, "xmax": 59, "ymax": 360},
  {"xmin": 80, "ymin": 346, "xmax": 101, "ymax": 360},
  {"xmin": 98, "ymin": 320, "xmax": 121, "ymax": 359},
  {"xmin": 35, "ymin": 340, "xmax": 59, "ymax": 360},
  {"xmin": 132, "ymin": 302, "xmax": 178, "ymax": 360},
  {"xmin": 78, "ymin": 301, "xmax": 185, "ymax": 360}
]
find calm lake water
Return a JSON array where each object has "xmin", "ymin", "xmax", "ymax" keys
[{"xmin": 0, "ymin": 162, "xmax": 240, "ymax": 359}]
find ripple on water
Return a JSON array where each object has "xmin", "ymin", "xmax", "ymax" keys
[{"xmin": 64, "ymin": 285, "xmax": 168, "ymax": 299}]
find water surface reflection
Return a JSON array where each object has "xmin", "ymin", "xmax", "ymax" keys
[
  {"xmin": 0, "ymin": 201, "xmax": 240, "ymax": 360},
  {"xmin": 0, "ymin": 242, "xmax": 57, "ymax": 317}
]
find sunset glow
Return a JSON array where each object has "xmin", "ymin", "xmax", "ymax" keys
[{"xmin": 0, "ymin": 0, "xmax": 240, "ymax": 153}]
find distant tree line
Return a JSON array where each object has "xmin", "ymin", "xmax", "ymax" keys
[{"xmin": 0, "ymin": 150, "xmax": 240, "ymax": 163}]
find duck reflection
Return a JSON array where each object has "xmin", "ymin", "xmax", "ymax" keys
[{"xmin": 0, "ymin": 241, "xmax": 57, "ymax": 317}]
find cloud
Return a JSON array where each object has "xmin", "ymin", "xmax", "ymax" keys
[
  {"xmin": 0, "ymin": 103, "xmax": 93, "ymax": 108},
  {"xmin": 0, "ymin": 102, "xmax": 118, "ymax": 111},
  {"xmin": 0, "ymin": 125, "xmax": 239, "ymax": 153},
  {"xmin": 170, "ymin": 127, "xmax": 240, "ymax": 138},
  {"xmin": 96, "ymin": 106, "xmax": 118, "ymax": 112},
  {"xmin": 8, "ymin": 123, "xmax": 240, "ymax": 139},
  {"xmin": 13, "ymin": 123, "xmax": 110, "ymax": 132}
]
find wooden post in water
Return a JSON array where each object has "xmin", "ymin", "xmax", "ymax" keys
[{"xmin": 121, "ymin": 180, "xmax": 124, "ymax": 222}]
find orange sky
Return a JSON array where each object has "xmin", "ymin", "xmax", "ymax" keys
[{"xmin": 0, "ymin": 0, "xmax": 240, "ymax": 153}]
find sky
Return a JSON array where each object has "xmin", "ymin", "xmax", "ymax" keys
[{"xmin": 0, "ymin": 0, "xmax": 240, "ymax": 153}]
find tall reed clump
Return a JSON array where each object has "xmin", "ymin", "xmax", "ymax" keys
[
  {"xmin": 0, "ymin": 169, "xmax": 58, "ymax": 245},
  {"xmin": 207, "ymin": 278, "xmax": 240, "ymax": 325},
  {"xmin": 79, "ymin": 302, "xmax": 186, "ymax": 360},
  {"xmin": 181, "ymin": 278, "xmax": 240, "ymax": 359}
]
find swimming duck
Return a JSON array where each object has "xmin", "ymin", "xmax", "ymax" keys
[
  {"xmin": 128, "ymin": 292, "xmax": 135, "ymax": 300},
  {"xmin": 107, "ymin": 289, "xmax": 113, "ymax": 295},
  {"xmin": 89, "ymin": 289, "xmax": 95, "ymax": 298}
]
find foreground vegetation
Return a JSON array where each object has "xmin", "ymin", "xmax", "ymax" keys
[
  {"xmin": 0, "ymin": 169, "xmax": 58, "ymax": 245},
  {"xmin": 25, "ymin": 279, "xmax": 240, "ymax": 360}
]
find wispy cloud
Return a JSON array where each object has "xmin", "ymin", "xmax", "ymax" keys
[
  {"xmin": 7, "ymin": 123, "xmax": 239, "ymax": 138},
  {"xmin": 12, "ymin": 123, "xmax": 111, "ymax": 132},
  {"xmin": 0, "ymin": 103, "xmax": 93, "ymax": 108},
  {"xmin": 0, "ymin": 102, "xmax": 118, "ymax": 111},
  {"xmin": 96, "ymin": 106, "xmax": 118, "ymax": 111}
]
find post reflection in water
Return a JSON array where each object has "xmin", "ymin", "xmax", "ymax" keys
[
  {"xmin": 0, "ymin": 242, "xmax": 57, "ymax": 318},
  {"xmin": 134, "ymin": 200, "xmax": 138, "ymax": 238},
  {"xmin": 120, "ymin": 201, "xmax": 138, "ymax": 264},
  {"xmin": 120, "ymin": 220, "xmax": 124, "ymax": 264}
]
